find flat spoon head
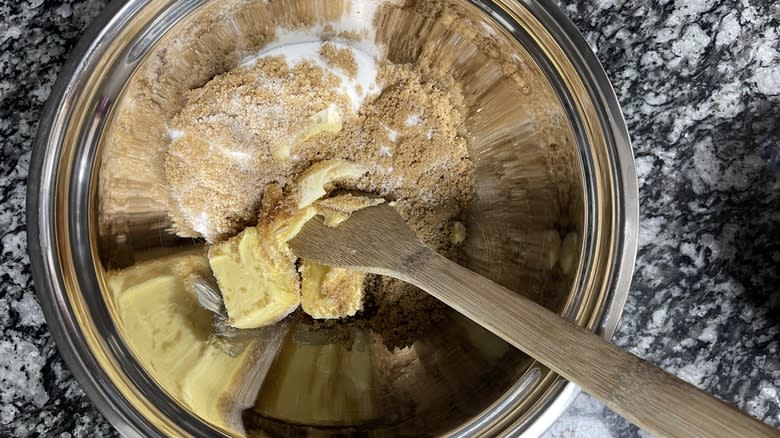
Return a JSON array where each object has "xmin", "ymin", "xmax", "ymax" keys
[{"xmin": 288, "ymin": 204, "xmax": 427, "ymax": 277}]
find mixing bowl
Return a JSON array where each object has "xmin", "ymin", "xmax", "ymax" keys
[{"xmin": 28, "ymin": 0, "xmax": 638, "ymax": 436}]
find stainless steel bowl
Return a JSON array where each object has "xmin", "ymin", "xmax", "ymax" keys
[{"xmin": 28, "ymin": 0, "xmax": 638, "ymax": 436}]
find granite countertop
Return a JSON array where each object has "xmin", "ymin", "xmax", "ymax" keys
[{"xmin": 1, "ymin": 0, "xmax": 778, "ymax": 436}]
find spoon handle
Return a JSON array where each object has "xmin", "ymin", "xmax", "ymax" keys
[{"xmin": 401, "ymin": 249, "xmax": 778, "ymax": 438}]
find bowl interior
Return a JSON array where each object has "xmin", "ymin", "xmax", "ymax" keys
[{"xmin": 93, "ymin": 0, "xmax": 587, "ymax": 435}]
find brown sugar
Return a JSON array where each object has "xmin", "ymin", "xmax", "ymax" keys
[
  {"xmin": 162, "ymin": 41, "xmax": 475, "ymax": 349},
  {"xmin": 318, "ymin": 42, "xmax": 358, "ymax": 79},
  {"xmin": 163, "ymin": 54, "xmax": 352, "ymax": 242}
]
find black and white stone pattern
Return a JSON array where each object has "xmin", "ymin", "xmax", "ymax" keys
[{"xmin": 1, "ymin": 0, "xmax": 777, "ymax": 436}]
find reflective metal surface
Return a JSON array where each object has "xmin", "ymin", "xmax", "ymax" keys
[{"xmin": 28, "ymin": 0, "xmax": 638, "ymax": 436}]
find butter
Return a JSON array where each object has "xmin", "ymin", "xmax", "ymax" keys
[
  {"xmin": 208, "ymin": 211, "xmax": 315, "ymax": 329},
  {"xmin": 300, "ymin": 260, "xmax": 365, "ymax": 319},
  {"xmin": 315, "ymin": 193, "xmax": 384, "ymax": 226},
  {"xmin": 299, "ymin": 194, "xmax": 380, "ymax": 319},
  {"xmin": 209, "ymin": 160, "xmax": 378, "ymax": 329},
  {"xmin": 273, "ymin": 106, "xmax": 343, "ymax": 162},
  {"xmin": 295, "ymin": 159, "xmax": 366, "ymax": 208},
  {"xmin": 450, "ymin": 221, "xmax": 467, "ymax": 245}
]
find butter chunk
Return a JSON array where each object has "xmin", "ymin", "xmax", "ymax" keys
[
  {"xmin": 274, "ymin": 106, "xmax": 343, "ymax": 162},
  {"xmin": 301, "ymin": 260, "xmax": 365, "ymax": 319},
  {"xmin": 295, "ymin": 159, "xmax": 366, "ymax": 208},
  {"xmin": 298, "ymin": 194, "xmax": 380, "ymax": 319},
  {"xmin": 209, "ymin": 175, "xmax": 381, "ymax": 328},
  {"xmin": 450, "ymin": 221, "xmax": 467, "ymax": 245},
  {"xmin": 315, "ymin": 194, "xmax": 384, "ymax": 226},
  {"xmin": 209, "ymin": 226, "xmax": 303, "ymax": 329}
]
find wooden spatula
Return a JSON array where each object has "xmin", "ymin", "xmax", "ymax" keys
[{"xmin": 288, "ymin": 204, "xmax": 778, "ymax": 438}]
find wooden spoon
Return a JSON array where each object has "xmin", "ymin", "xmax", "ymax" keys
[{"xmin": 288, "ymin": 204, "xmax": 778, "ymax": 438}]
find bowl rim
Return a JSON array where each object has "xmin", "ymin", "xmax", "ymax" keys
[{"xmin": 26, "ymin": 0, "xmax": 638, "ymax": 436}]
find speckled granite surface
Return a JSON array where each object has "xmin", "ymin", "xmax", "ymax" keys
[{"xmin": 1, "ymin": 0, "xmax": 778, "ymax": 436}]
